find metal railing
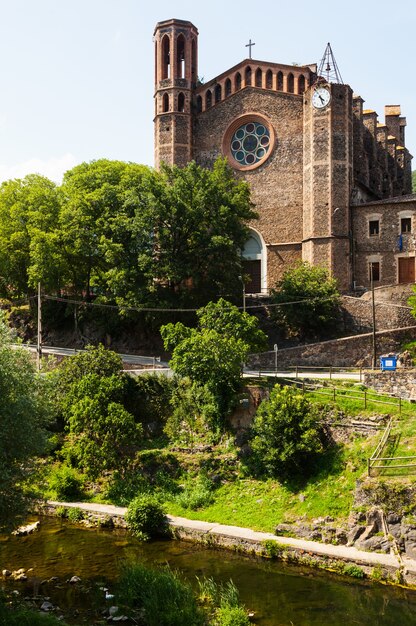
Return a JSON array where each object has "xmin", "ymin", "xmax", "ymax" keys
[{"xmin": 367, "ymin": 417, "xmax": 416, "ymax": 476}]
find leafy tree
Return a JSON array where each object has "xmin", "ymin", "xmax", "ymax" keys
[
  {"xmin": 0, "ymin": 313, "xmax": 50, "ymax": 530},
  {"xmin": 249, "ymin": 385, "xmax": 325, "ymax": 479},
  {"xmin": 139, "ymin": 158, "xmax": 256, "ymax": 306},
  {"xmin": 270, "ymin": 261, "xmax": 340, "ymax": 339},
  {"xmin": 63, "ymin": 373, "xmax": 143, "ymax": 478},
  {"xmin": 412, "ymin": 170, "xmax": 416, "ymax": 193},
  {"xmin": 58, "ymin": 159, "xmax": 151, "ymax": 299},
  {"xmin": 0, "ymin": 174, "xmax": 61, "ymax": 298},
  {"xmin": 197, "ymin": 297, "xmax": 267, "ymax": 353},
  {"xmin": 161, "ymin": 299, "xmax": 264, "ymax": 419}
]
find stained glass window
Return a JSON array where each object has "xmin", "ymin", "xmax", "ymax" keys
[{"xmin": 230, "ymin": 122, "xmax": 270, "ymax": 166}]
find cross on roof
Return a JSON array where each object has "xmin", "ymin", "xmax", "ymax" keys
[{"xmin": 245, "ymin": 39, "xmax": 255, "ymax": 59}]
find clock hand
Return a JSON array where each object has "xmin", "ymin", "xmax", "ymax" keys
[{"xmin": 319, "ymin": 95, "xmax": 325, "ymax": 103}]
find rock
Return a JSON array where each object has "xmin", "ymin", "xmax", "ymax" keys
[
  {"xmin": 298, "ymin": 494, "xmax": 305, "ymax": 502},
  {"xmin": 388, "ymin": 523, "xmax": 402, "ymax": 540},
  {"xmin": 358, "ymin": 536, "xmax": 390, "ymax": 553},
  {"xmin": 335, "ymin": 529, "xmax": 348, "ymax": 545},
  {"xmin": 356, "ymin": 524, "xmax": 378, "ymax": 544},
  {"xmin": 405, "ymin": 541, "xmax": 416, "ymax": 560},
  {"xmin": 112, "ymin": 617, "xmax": 128, "ymax": 623},
  {"xmin": 49, "ymin": 576, "xmax": 59, "ymax": 583},
  {"xmin": 366, "ymin": 508, "xmax": 384, "ymax": 533},
  {"xmin": 2, "ymin": 569, "xmax": 11, "ymax": 577},
  {"xmin": 386, "ymin": 513, "xmax": 401, "ymax": 525},
  {"xmin": 15, "ymin": 574, "xmax": 28, "ymax": 581},
  {"xmin": 275, "ymin": 524, "xmax": 293, "ymax": 536},
  {"xmin": 109, "ymin": 606, "xmax": 119, "ymax": 616},
  {"xmin": 12, "ymin": 521, "xmax": 40, "ymax": 536},
  {"xmin": 41, "ymin": 601, "xmax": 54, "ymax": 611},
  {"xmin": 347, "ymin": 525, "xmax": 366, "ymax": 545},
  {"xmin": 68, "ymin": 575, "xmax": 81, "ymax": 584}
]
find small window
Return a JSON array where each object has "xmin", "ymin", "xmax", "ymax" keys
[
  {"xmin": 369, "ymin": 220, "xmax": 379, "ymax": 236},
  {"xmin": 401, "ymin": 217, "xmax": 411, "ymax": 233},
  {"xmin": 369, "ymin": 261, "xmax": 380, "ymax": 283}
]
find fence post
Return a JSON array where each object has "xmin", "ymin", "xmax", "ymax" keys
[
  {"xmin": 360, "ymin": 367, "xmax": 362, "ymax": 383},
  {"xmin": 296, "ymin": 366, "xmax": 298, "ymax": 379},
  {"xmin": 399, "ymin": 396, "xmax": 402, "ymax": 416},
  {"xmin": 302, "ymin": 380, "xmax": 305, "ymax": 393},
  {"xmin": 364, "ymin": 390, "xmax": 367, "ymax": 410},
  {"xmin": 333, "ymin": 387, "xmax": 336, "ymax": 402},
  {"xmin": 330, "ymin": 366, "xmax": 332, "ymax": 380},
  {"xmin": 367, "ymin": 458, "xmax": 371, "ymax": 477}
]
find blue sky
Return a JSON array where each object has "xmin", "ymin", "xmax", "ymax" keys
[{"xmin": 0, "ymin": 0, "xmax": 414, "ymax": 183}]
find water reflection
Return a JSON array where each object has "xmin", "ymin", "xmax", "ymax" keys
[{"xmin": 1, "ymin": 517, "xmax": 416, "ymax": 625}]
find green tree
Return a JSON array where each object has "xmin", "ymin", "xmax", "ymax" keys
[
  {"xmin": 0, "ymin": 174, "xmax": 61, "ymax": 298},
  {"xmin": 63, "ymin": 373, "xmax": 143, "ymax": 478},
  {"xmin": 161, "ymin": 299, "xmax": 264, "ymax": 419},
  {"xmin": 140, "ymin": 158, "xmax": 256, "ymax": 306},
  {"xmin": 412, "ymin": 170, "xmax": 416, "ymax": 193},
  {"xmin": 0, "ymin": 313, "xmax": 50, "ymax": 530},
  {"xmin": 58, "ymin": 159, "xmax": 151, "ymax": 299},
  {"xmin": 249, "ymin": 385, "xmax": 324, "ymax": 479},
  {"xmin": 270, "ymin": 261, "xmax": 340, "ymax": 339}
]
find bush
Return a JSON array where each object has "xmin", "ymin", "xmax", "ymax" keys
[
  {"xmin": 0, "ymin": 594, "xmax": 67, "ymax": 625},
  {"xmin": 125, "ymin": 494, "xmax": 167, "ymax": 540},
  {"xmin": 66, "ymin": 507, "xmax": 85, "ymax": 523},
  {"xmin": 342, "ymin": 564, "xmax": 365, "ymax": 579},
  {"xmin": 175, "ymin": 474, "xmax": 215, "ymax": 511},
  {"xmin": 270, "ymin": 261, "xmax": 340, "ymax": 339},
  {"xmin": 48, "ymin": 464, "xmax": 84, "ymax": 500},
  {"xmin": 117, "ymin": 562, "xmax": 204, "ymax": 626},
  {"xmin": 249, "ymin": 385, "xmax": 325, "ymax": 479},
  {"xmin": 214, "ymin": 605, "xmax": 250, "ymax": 626}
]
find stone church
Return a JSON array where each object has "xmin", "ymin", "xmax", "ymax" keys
[{"xmin": 153, "ymin": 18, "xmax": 415, "ymax": 294}]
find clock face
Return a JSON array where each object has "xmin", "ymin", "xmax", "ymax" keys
[{"xmin": 312, "ymin": 86, "xmax": 331, "ymax": 109}]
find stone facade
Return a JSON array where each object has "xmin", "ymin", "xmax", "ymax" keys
[
  {"xmin": 153, "ymin": 19, "xmax": 414, "ymax": 294},
  {"xmin": 364, "ymin": 370, "xmax": 416, "ymax": 400}
]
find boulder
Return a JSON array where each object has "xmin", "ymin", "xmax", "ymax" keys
[{"xmin": 347, "ymin": 525, "xmax": 366, "ymax": 545}]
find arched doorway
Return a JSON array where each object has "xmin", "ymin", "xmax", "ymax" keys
[{"xmin": 241, "ymin": 230, "xmax": 267, "ymax": 294}]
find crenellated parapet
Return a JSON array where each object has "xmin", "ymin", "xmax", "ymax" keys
[
  {"xmin": 351, "ymin": 100, "xmax": 412, "ymax": 203},
  {"xmin": 194, "ymin": 60, "xmax": 317, "ymax": 114}
]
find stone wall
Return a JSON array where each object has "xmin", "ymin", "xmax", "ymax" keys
[
  {"xmin": 364, "ymin": 370, "xmax": 416, "ymax": 400},
  {"xmin": 341, "ymin": 286, "xmax": 415, "ymax": 333},
  {"xmin": 247, "ymin": 327, "xmax": 416, "ymax": 369}
]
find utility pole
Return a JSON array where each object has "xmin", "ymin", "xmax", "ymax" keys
[
  {"xmin": 37, "ymin": 282, "xmax": 42, "ymax": 371},
  {"xmin": 370, "ymin": 265, "xmax": 376, "ymax": 370}
]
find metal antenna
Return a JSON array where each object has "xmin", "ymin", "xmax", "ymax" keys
[{"xmin": 317, "ymin": 43, "xmax": 343, "ymax": 84}]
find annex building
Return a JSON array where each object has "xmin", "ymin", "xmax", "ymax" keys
[{"xmin": 153, "ymin": 18, "xmax": 415, "ymax": 294}]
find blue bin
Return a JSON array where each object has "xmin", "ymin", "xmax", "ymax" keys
[{"xmin": 380, "ymin": 356, "xmax": 397, "ymax": 371}]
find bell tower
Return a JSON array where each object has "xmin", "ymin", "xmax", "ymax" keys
[{"xmin": 153, "ymin": 19, "xmax": 198, "ymax": 169}]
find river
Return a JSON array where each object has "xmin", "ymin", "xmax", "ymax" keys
[{"xmin": 1, "ymin": 516, "xmax": 416, "ymax": 625}]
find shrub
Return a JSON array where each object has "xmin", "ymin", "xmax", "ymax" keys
[
  {"xmin": 125, "ymin": 494, "xmax": 167, "ymax": 540},
  {"xmin": 48, "ymin": 464, "xmax": 84, "ymax": 500},
  {"xmin": 249, "ymin": 385, "xmax": 325, "ymax": 480},
  {"xmin": 117, "ymin": 562, "xmax": 204, "ymax": 626},
  {"xmin": 342, "ymin": 564, "xmax": 365, "ymax": 579},
  {"xmin": 66, "ymin": 507, "xmax": 84, "ymax": 523},
  {"xmin": 175, "ymin": 474, "xmax": 215, "ymax": 511},
  {"xmin": 214, "ymin": 605, "xmax": 250, "ymax": 626}
]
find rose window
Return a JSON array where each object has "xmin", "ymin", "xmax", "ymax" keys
[{"xmin": 230, "ymin": 122, "xmax": 270, "ymax": 166}]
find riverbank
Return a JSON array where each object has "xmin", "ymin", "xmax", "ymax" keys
[{"xmin": 46, "ymin": 500, "xmax": 416, "ymax": 588}]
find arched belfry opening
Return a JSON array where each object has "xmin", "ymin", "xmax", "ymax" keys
[
  {"xmin": 176, "ymin": 34, "xmax": 185, "ymax": 79},
  {"xmin": 161, "ymin": 35, "xmax": 170, "ymax": 79},
  {"xmin": 178, "ymin": 92, "xmax": 185, "ymax": 112},
  {"xmin": 162, "ymin": 93, "xmax": 169, "ymax": 112},
  {"xmin": 241, "ymin": 229, "xmax": 267, "ymax": 294}
]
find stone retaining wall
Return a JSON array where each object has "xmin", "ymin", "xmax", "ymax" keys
[
  {"xmin": 364, "ymin": 370, "xmax": 416, "ymax": 400},
  {"xmin": 248, "ymin": 327, "xmax": 416, "ymax": 369}
]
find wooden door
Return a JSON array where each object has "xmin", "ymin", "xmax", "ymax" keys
[
  {"xmin": 398, "ymin": 257, "xmax": 415, "ymax": 284},
  {"xmin": 243, "ymin": 260, "xmax": 261, "ymax": 294}
]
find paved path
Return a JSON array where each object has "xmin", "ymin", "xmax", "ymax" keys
[{"xmin": 48, "ymin": 501, "xmax": 411, "ymax": 572}]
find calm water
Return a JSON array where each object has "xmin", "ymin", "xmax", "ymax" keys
[{"xmin": 1, "ymin": 516, "xmax": 416, "ymax": 625}]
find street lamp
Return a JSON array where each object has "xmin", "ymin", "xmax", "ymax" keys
[{"xmin": 238, "ymin": 275, "xmax": 246, "ymax": 312}]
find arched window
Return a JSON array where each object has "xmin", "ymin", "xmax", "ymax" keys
[
  {"xmin": 298, "ymin": 74, "xmax": 306, "ymax": 95},
  {"xmin": 245, "ymin": 66, "xmax": 252, "ymax": 86},
  {"xmin": 196, "ymin": 95, "xmax": 202, "ymax": 113},
  {"xmin": 161, "ymin": 35, "xmax": 170, "ymax": 79},
  {"xmin": 176, "ymin": 34, "xmax": 185, "ymax": 79},
  {"xmin": 215, "ymin": 84, "xmax": 222, "ymax": 103},
  {"xmin": 206, "ymin": 90, "xmax": 212, "ymax": 109},
  {"xmin": 287, "ymin": 73, "xmax": 294, "ymax": 93},
  {"xmin": 277, "ymin": 71, "xmax": 283, "ymax": 91},
  {"xmin": 266, "ymin": 69, "xmax": 273, "ymax": 89},
  {"xmin": 225, "ymin": 78, "xmax": 232, "ymax": 97},
  {"xmin": 255, "ymin": 68, "xmax": 262, "ymax": 87},
  {"xmin": 178, "ymin": 92, "xmax": 185, "ymax": 112},
  {"xmin": 241, "ymin": 230, "xmax": 266, "ymax": 294},
  {"xmin": 162, "ymin": 93, "xmax": 169, "ymax": 112},
  {"xmin": 235, "ymin": 72, "xmax": 242, "ymax": 91}
]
